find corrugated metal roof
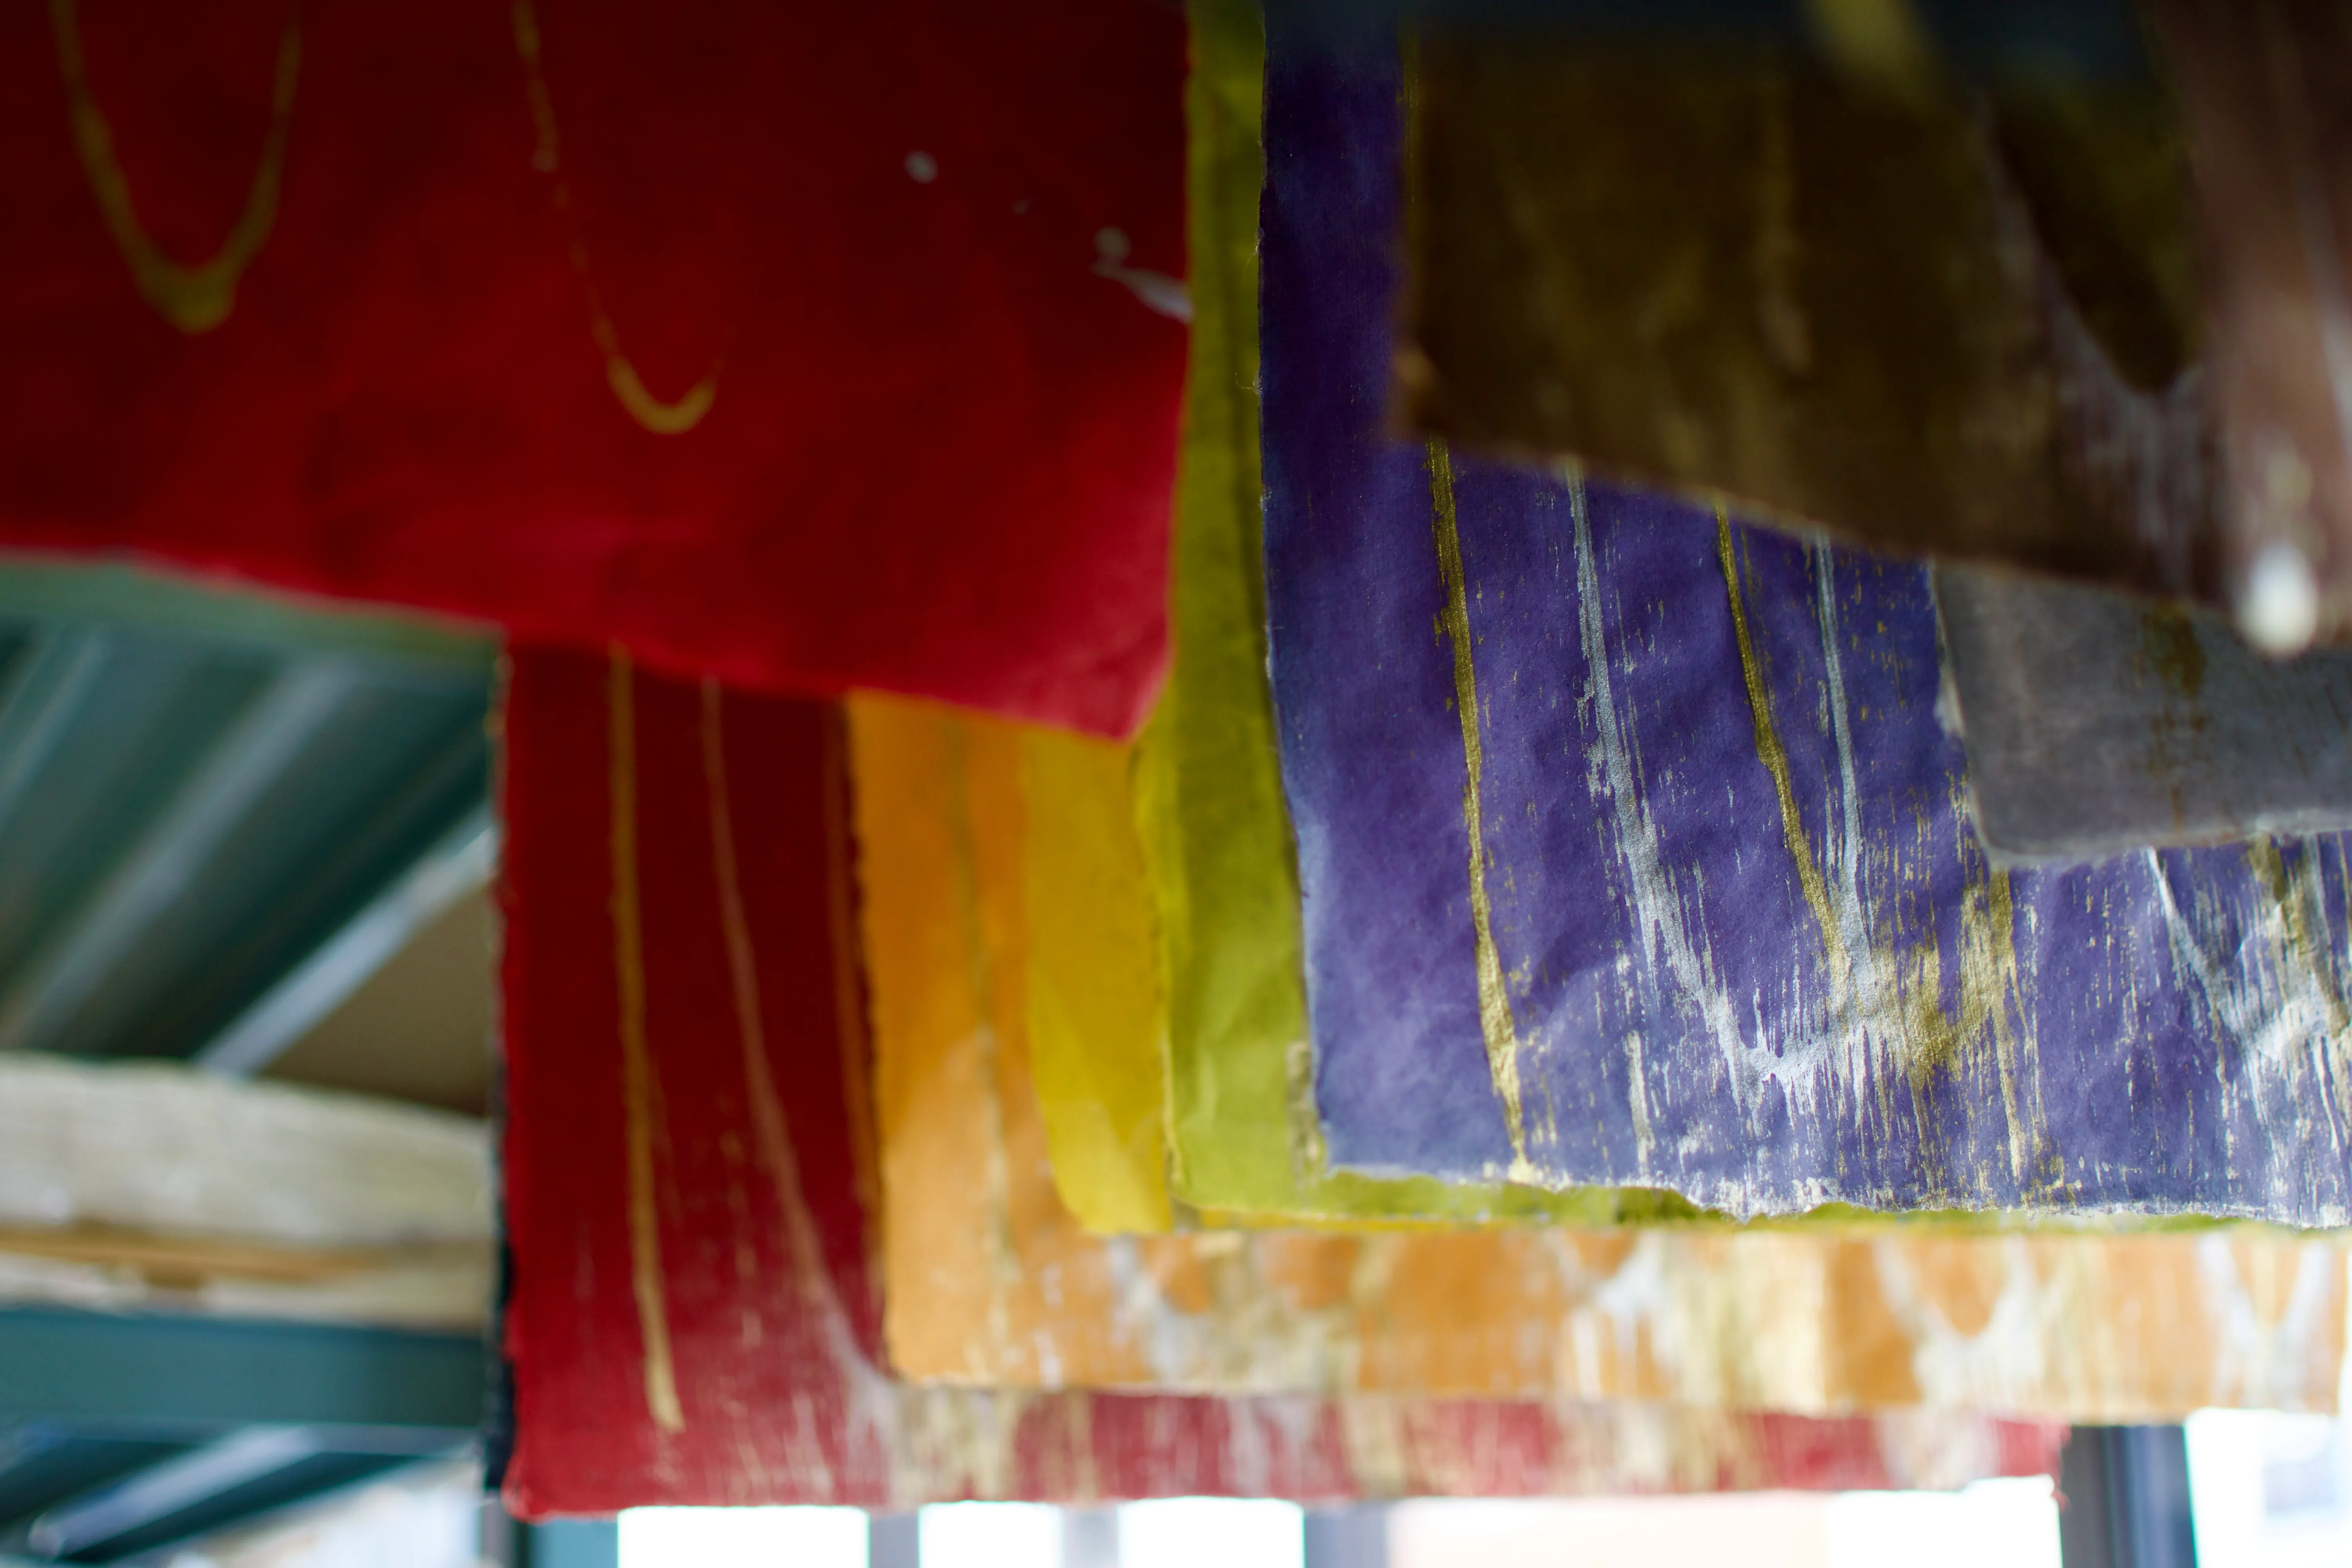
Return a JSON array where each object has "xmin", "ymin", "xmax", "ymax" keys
[{"xmin": 0, "ymin": 561, "xmax": 494, "ymax": 1068}]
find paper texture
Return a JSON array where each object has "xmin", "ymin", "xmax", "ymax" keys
[
  {"xmin": 1132, "ymin": 0, "xmax": 1314, "ymax": 1218},
  {"xmin": 1400, "ymin": 3, "xmax": 2352, "ymax": 657}
]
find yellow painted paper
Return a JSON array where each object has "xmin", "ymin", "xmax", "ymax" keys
[
  {"xmin": 856, "ymin": 698, "xmax": 2352, "ymax": 1418},
  {"xmin": 1020, "ymin": 728, "xmax": 1171, "ymax": 1234}
]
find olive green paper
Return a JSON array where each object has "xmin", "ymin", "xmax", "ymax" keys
[{"xmin": 1131, "ymin": 0, "xmax": 1671, "ymax": 1227}]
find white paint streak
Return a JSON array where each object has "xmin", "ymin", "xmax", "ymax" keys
[{"xmin": 1569, "ymin": 476, "xmax": 1788, "ymax": 1112}]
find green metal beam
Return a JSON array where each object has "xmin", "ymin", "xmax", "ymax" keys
[
  {"xmin": 0, "ymin": 1310, "xmax": 485, "ymax": 1437},
  {"xmin": 0, "ymin": 662, "xmax": 364, "ymax": 1055},
  {"xmin": 195, "ymin": 803, "xmax": 498, "ymax": 1076}
]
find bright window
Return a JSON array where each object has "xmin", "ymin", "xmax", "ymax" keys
[
  {"xmin": 619, "ymin": 1505, "xmax": 866, "ymax": 1568},
  {"xmin": 1120, "ymin": 1498, "xmax": 1302, "ymax": 1568},
  {"xmin": 918, "ymin": 1502, "xmax": 1062, "ymax": 1568}
]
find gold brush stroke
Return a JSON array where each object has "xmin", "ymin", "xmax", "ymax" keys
[
  {"xmin": 702, "ymin": 685, "xmax": 896, "ymax": 1500},
  {"xmin": 702, "ymin": 683, "xmax": 844, "ymax": 1319},
  {"xmin": 1968, "ymin": 866, "xmax": 2049, "ymax": 1190},
  {"xmin": 609, "ymin": 648, "xmax": 685, "ymax": 1433},
  {"xmin": 2249, "ymin": 837, "xmax": 2352, "ymax": 1041},
  {"xmin": 513, "ymin": 0, "xmax": 721, "ymax": 434},
  {"xmin": 1716, "ymin": 512, "xmax": 1846, "ymax": 974},
  {"xmin": 51, "ymin": 0, "xmax": 300, "ymax": 333},
  {"xmin": 1427, "ymin": 438, "xmax": 1531, "ymax": 1170},
  {"xmin": 1720, "ymin": 519, "xmax": 2044, "ymax": 1177}
]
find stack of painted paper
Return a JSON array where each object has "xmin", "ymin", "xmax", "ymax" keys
[
  {"xmin": 1263, "ymin": 22, "xmax": 2352, "ymax": 1224},
  {"xmin": 0, "ymin": 0, "xmax": 1185, "ymax": 733},
  {"xmin": 1025, "ymin": 0, "xmax": 2348, "ymax": 1436},
  {"xmin": 463, "ymin": 0, "xmax": 2352, "ymax": 1515},
  {"xmin": 856, "ymin": 697, "xmax": 2350, "ymax": 1425},
  {"xmin": 1125, "ymin": 4, "xmax": 2352, "ymax": 1248},
  {"xmin": 496, "ymin": 650, "xmax": 2063, "ymax": 1512},
  {"xmin": 856, "ymin": 0, "xmax": 2335, "ymax": 1498}
]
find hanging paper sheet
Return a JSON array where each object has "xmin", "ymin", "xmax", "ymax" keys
[
  {"xmin": 0, "ymin": 0, "xmax": 1185, "ymax": 734},
  {"xmin": 860, "ymin": 694, "xmax": 2350, "ymax": 1421},
  {"xmin": 1396, "ymin": 9, "xmax": 2218, "ymax": 621},
  {"xmin": 1262, "ymin": 29, "xmax": 2352, "ymax": 1224},
  {"xmin": 1398, "ymin": 1, "xmax": 2352, "ymax": 660},
  {"xmin": 1130, "ymin": 0, "xmax": 1316, "ymax": 1223},
  {"xmin": 1132, "ymin": 0, "xmax": 1675, "ymax": 1228},
  {"xmin": 499, "ymin": 648, "xmax": 2060, "ymax": 1510}
]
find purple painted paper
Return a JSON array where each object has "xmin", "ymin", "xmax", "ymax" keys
[{"xmin": 1261, "ymin": 31, "xmax": 2352, "ymax": 1222}]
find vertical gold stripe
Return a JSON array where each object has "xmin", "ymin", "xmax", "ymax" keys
[
  {"xmin": 1714, "ymin": 512, "xmax": 1843, "ymax": 965},
  {"xmin": 699, "ymin": 683, "xmax": 838, "ymax": 1308},
  {"xmin": 51, "ymin": 0, "xmax": 300, "ymax": 333},
  {"xmin": 1428, "ymin": 438, "xmax": 1529, "ymax": 1165},
  {"xmin": 610, "ymin": 649, "xmax": 684, "ymax": 1432}
]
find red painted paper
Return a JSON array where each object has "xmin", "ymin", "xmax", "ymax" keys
[{"xmin": 0, "ymin": 0, "xmax": 1185, "ymax": 735}]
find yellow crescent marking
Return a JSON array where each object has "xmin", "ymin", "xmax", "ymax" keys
[
  {"xmin": 51, "ymin": 0, "xmax": 300, "ymax": 333},
  {"xmin": 514, "ymin": 0, "xmax": 722, "ymax": 434},
  {"xmin": 609, "ymin": 648, "xmax": 685, "ymax": 1432}
]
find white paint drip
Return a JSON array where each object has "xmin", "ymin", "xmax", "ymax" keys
[
  {"xmin": 1093, "ymin": 226, "xmax": 1192, "ymax": 322},
  {"xmin": 1568, "ymin": 475, "xmax": 1787, "ymax": 1112}
]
